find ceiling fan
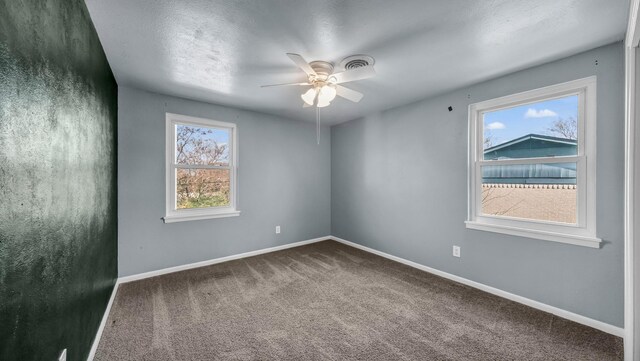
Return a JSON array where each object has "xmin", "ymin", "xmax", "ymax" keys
[
  {"xmin": 261, "ymin": 53, "xmax": 376, "ymax": 143},
  {"xmin": 262, "ymin": 53, "xmax": 375, "ymax": 107}
]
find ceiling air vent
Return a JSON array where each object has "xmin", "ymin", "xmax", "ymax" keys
[{"xmin": 340, "ymin": 55, "xmax": 375, "ymax": 70}]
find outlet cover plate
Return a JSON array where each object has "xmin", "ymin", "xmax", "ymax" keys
[{"xmin": 453, "ymin": 246, "xmax": 461, "ymax": 258}]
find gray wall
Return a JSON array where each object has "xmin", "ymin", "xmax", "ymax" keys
[
  {"xmin": 331, "ymin": 42, "xmax": 625, "ymax": 327},
  {"xmin": 118, "ymin": 86, "xmax": 331, "ymax": 276}
]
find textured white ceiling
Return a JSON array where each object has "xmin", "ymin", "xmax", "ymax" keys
[{"xmin": 85, "ymin": 0, "xmax": 628, "ymax": 125}]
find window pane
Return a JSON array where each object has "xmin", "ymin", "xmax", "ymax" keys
[
  {"xmin": 176, "ymin": 168, "xmax": 230, "ymax": 209},
  {"xmin": 176, "ymin": 124, "xmax": 230, "ymax": 166},
  {"xmin": 481, "ymin": 163, "xmax": 577, "ymax": 224},
  {"xmin": 483, "ymin": 95, "xmax": 578, "ymax": 160}
]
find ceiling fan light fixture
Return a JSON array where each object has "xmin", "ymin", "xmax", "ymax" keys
[
  {"xmin": 316, "ymin": 85, "xmax": 336, "ymax": 108},
  {"xmin": 318, "ymin": 85, "xmax": 337, "ymax": 104},
  {"xmin": 301, "ymin": 88, "xmax": 318, "ymax": 105}
]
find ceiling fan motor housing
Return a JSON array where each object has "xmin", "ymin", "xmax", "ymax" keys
[{"xmin": 309, "ymin": 61, "xmax": 334, "ymax": 80}]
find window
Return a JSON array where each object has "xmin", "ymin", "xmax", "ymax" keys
[
  {"xmin": 164, "ymin": 113, "xmax": 239, "ymax": 223},
  {"xmin": 466, "ymin": 77, "xmax": 599, "ymax": 247}
]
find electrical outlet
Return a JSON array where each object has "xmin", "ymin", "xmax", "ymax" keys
[
  {"xmin": 275, "ymin": 226, "xmax": 281, "ymax": 234},
  {"xmin": 452, "ymin": 246, "xmax": 461, "ymax": 258},
  {"xmin": 58, "ymin": 349, "xmax": 67, "ymax": 361}
]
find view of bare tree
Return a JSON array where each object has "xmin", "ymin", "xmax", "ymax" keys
[
  {"xmin": 547, "ymin": 117, "xmax": 577, "ymax": 140},
  {"xmin": 484, "ymin": 131, "xmax": 495, "ymax": 149},
  {"xmin": 176, "ymin": 126, "xmax": 227, "ymax": 165}
]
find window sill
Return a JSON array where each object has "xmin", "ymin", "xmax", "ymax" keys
[
  {"xmin": 464, "ymin": 221, "xmax": 601, "ymax": 248},
  {"xmin": 163, "ymin": 210, "xmax": 240, "ymax": 223}
]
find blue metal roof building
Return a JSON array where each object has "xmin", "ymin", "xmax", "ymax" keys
[{"xmin": 482, "ymin": 134, "xmax": 577, "ymax": 184}]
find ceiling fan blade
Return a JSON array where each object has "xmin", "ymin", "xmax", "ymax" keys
[
  {"xmin": 303, "ymin": 102, "xmax": 312, "ymax": 108},
  {"xmin": 286, "ymin": 53, "xmax": 317, "ymax": 77},
  {"xmin": 330, "ymin": 65, "xmax": 375, "ymax": 84},
  {"xmin": 260, "ymin": 82, "xmax": 311, "ymax": 88},
  {"xmin": 336, "ymin": 85, "xmax": 364, "ymax": 103}
]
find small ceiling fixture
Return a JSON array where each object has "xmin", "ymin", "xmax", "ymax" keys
[{"xmin": 262, "ymin": 53, "xmax": 376, "ymax": 144}]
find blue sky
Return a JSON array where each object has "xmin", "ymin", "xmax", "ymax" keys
[{"xmin": 483, "ymin": 95, "xmax": 578, "ymax": 148}]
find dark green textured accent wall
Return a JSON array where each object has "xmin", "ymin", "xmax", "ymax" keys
[{"xmin": 0, "ymin": 0, "xmax": 117, "ymax": 360}]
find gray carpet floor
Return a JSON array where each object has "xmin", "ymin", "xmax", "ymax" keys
[{"xmin": 95, "ymin": 240, "xmax": 623, "ymax": 360}]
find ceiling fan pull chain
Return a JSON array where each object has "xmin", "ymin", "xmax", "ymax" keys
[{"xmin": 316, "ymin": 106, "xmax": 321, "ymax": 145}]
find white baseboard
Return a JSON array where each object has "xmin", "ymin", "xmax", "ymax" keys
[
  {"xmin": 118, "ymin": 236, "xmax": 330, "ymax": 284},
  {"xmin": 330, "ymin": 235, "xmax": 625, "ymax": 338},
  {"xmin": 87, "ymin": 279, "xmax": 120, "ymax": 361}
]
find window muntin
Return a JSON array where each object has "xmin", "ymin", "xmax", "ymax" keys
[
  {"xmin": 467, "ymin": 77, "xmax": 598, "ymax": 247},
  {"xmin": 165, "ymin": 114, "xmax": 239, "ymax": 222}
]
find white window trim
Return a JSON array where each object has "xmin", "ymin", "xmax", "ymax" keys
[
  {"xmin": 163, "ymin": 113, "xmax": 240, "ymax": 223},
  {"xmin": 466, "ymin": 76, "xmax": 600, "ymax": 248}
]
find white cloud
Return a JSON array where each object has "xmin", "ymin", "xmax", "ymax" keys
[
  {"xmin": 486, "ymin": 121, "xmax": 505, "ymax": 130},
  {"xmin": 525, "ymin": 108, "xmax": 558, "ymax": 118}
]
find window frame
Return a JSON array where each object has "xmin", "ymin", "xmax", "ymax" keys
[
  {"xmin": 163, "ymin": 113, "xmax": 240, "ymax": 223},
  {"xmin": 466, "ymin": 77, "xmax": 600, "ymax": 248}
]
